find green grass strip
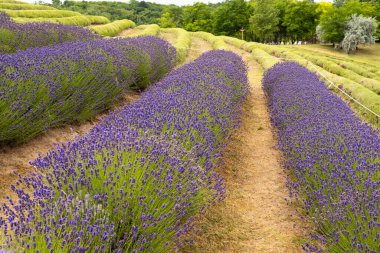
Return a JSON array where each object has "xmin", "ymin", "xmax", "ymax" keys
[{"xmin": 91, "ymin": 19, "xmax": 135, "ymax": 37}]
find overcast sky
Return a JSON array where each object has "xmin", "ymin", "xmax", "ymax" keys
[{"xmin": 25, "ymin": 0, "xmax": 332, "ymax": 6}]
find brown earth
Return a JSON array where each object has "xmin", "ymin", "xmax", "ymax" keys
[
  {"xmin": 118, "ymin": 28, "xmax": 137, "ymax": 37},
  {"xmin": 159, "ymin": 32, "xmax": 213, "ymax": 66},
  {"xmin": 178, "ymin": 40, "xmax": 309, "ymax": 252}
]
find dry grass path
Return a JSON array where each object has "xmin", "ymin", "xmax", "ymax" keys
[{"xmin": 175, "ymin": 38, "xmax": 308, "ymax": 252}]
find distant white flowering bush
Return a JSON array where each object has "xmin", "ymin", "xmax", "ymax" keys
[{"xmin": 341, "ymin": 14, "xmax": 378, "ymax": 53}]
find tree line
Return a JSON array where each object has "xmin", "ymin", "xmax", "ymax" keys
[{"xmin": 52, "ymin": 0, "xmax": 379, "ymax": 44}]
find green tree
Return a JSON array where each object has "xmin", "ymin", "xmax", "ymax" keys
[
  {"xmin": 161, "ymin": 5, "xmax": 184, "ymax": 27},
  {"xmin": 160, "ymin": 11, "xmax": 176, "ymax": 28},
  {"xmin": 272, "ymin": 0, "xmax": 290, "ymax": 42},
  {"xmin": 249, "ymin": 0, "xmax": 279, "ymax": 42},
  {"xmin": 317, "ymin": 6, "xmax": 348, "ymax": 45},
  {"xmin": 52, "ymin": 0, "xmax": 61, "ymax": 7},
  {"xmin": 212, "ymin": 0, "xmax": 252, "ymax": 37},
  {"xmin": 182, "ymin": 2, "xmax": 213, "ymax": 32},
  {"xmin": 317, "ymin": 0, "xmax": 378, "ymax": 45},
  {"xmin": 283, "ymin": 0, "xmax": 318, "ymax": 41}
]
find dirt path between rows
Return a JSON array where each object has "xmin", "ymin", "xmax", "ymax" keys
[
  {"xmin": 178, "ymin": 41, "xmax": 308, "ymax": 252},
  {"xmin": 1, "ymin": 30, "xmax": 307, "ymax": 252},
  {"xmin": 159, "ymin": 32, "xmax": 213, "ymax": 66}
]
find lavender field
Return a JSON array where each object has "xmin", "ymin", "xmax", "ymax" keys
[
  {"xmin": 0, "ymin": 12, "xmax": 100, "ymax": 53},
  {"xmin": 264, "ymin": 62, "xmax": 380, "ymax": 252},
  {"xmin": 1, "ymin": 9, "xmax": 380, "ymax": 252},
  {"xmin": 0, "ymin": 50, "xmax": 248, "ymax": 252},
  {"xmin": 0, "ymin": 35, "xmax": 175, "ymax": 144}
]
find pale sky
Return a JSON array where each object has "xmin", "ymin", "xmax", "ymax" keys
[{"xmin": 25, "ymin": 0, "xmax": 332, "ymax": 6}]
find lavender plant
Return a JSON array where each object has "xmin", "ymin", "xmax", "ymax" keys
[
  {"xmin": 0, "ymin": 36, "xmax": 176, "ymax": 144},
  {"xmin": 263, "ymin": 62, "xmax": 380, "ymax": 252},
  {"xmin": 0, "ymin": 11, "xmax": 100, "ymax": 53},
  {"xmin": 0, "ymin": 50, "xmax": 249, "ymax": 252}
]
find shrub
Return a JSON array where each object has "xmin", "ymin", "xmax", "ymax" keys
[
  {"xmin": 191, "ymin": 31, "xmax": 228, "ymax": 50},
  {"xmin": 341, "ymin": 14, "xmax": 378, "ymax": 54},
  {"xmin": 0, "ymin": 50, "xmax": 249, "ymax": 252},
  {"xmin": 13, "ymin": 15, "xmax": 110, "ymax": 26},
  {"xmin": 264, "ymin": 62, "xmax": 380, "ymax": 252},
  {"xmin": 161, "ymin": 27, "xmax": 191, "ymax": 63},
  {"xmin": 0, "ymin": 12, "xmax": 101, "ymax": 53},
  {"xmin": 0, "ymin": 9, "xmax": 82, "ymax": 18},
  {"xmin": 127, "ymin": 24, "xmax": 161, "ymax": 37},
  {"xmin": 0, "ymin": 36, "xmax": 176, "ymax": 144},
  {"xmin": 91, "ymin": 19, "xmax": 136, "ymax": 37}
]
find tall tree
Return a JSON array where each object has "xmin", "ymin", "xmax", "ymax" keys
[
  {"xmin": 160, "ymin": 11, "xmax": 176, "ymax": 28},
  {"xmin": 212, "ymin": 0, "xmax": 252, "ymax": 37},
  {"xmin": 249, "ymin": 0, "xmax": 279, "ymax": 42},
  {"xmin": 317, "ymin": 6, "xmax": 348, "ymax": 45},
  {"xmin": 283, "ymin": 0, "xmax": 318, "ymax": 41},
  {"xmin": 182, "ymin": 2, "xmax": 213, "ymax": 32},
  {"xmin": 317, "ymin": 0, "xmax": 378, "ymax": 45}
]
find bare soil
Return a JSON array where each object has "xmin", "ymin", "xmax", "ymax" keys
[
  {"xmin": 184, "ymin": 35, "xmax": 213, "ymax": 64},
  {"xmin": 159, "ymin": 31, "xmax": 178, "ymax": 45},
  {"xmin": 178, "ymin": 41, "xmax": 308, "ymax": 252},
  {"xmin": 118, "ymin": 28, "xmax": 137, "ymax": 37}
]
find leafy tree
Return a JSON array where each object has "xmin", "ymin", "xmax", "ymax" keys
[
  {"xmin": 341, "ymin": 14, "xmax": 378, "ymax": 53},
  {"xmin": 342, "ymin": 0, "xmax": 377, "ymax": 16},
  {"xmin": 52, "ymin": 0, "xmax": 61, "ymax": 7},
  {"xmin": 160, "ymin": 11, "xmax": 176, "ymax": 28},
  {"xmin": 162, "ymin": 5, "xmax": 184, "ymax": 27},
  {"xmin": 212, "ymin": 0, "xmax": 252, "ymax": 37},
  {"xmin": 334, "ymin": 0, "xmax": 346, "ymax": 7},
  {"xmin": 283, "ymin": 0, "xmax": 318, "ymax": 41},
  {"xmin": 317, "ymin": 0, "xmax": 378, "ymax": 45},
  {"xmin": 317, "ymin": 6, "xmax": 348, "ymax": 45},
  {"xmin": 272, "ymin": 0, "xmax": 290, "ymax": 42},
  {"xmin": 249, "ymin": 0, "xmax": 279, "ymax": 42},
  {"xmin": 315, "ymin": 2, "xmax": 333, "ymax": 20},
  {"xmin": 182, "ymin": 2, "xmax": 213, "ymax": 32}
]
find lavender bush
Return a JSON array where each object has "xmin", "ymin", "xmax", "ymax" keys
[
  {"xmin": 0, "ymin": 11, "xmax": 100, "ymax": 53},
  {"xmin": 263, "ymin": 62, "xmax": 380, "ymax": 252},
  {"xmin": 0, "ymin": 50, "xmax": 248, "ymax": 252},
  {"xmin": 0, "ymin": 36, "xmax": 176, "ymax": 144}
]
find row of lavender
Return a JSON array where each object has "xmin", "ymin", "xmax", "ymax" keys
[
  {"xmin": 0, "ymin": 36, "xmax": 176, "ymax": 145},
  {"xmin": 263, "ymin": 62, "xmax": 380, "ymax": 252},
  {"xmin": 0, "ymin": 12, "xmax": 100, "ymax": 53},
  {"xmin": 0, "ymin": 50, "xmax": 249, "ymax": 252}
]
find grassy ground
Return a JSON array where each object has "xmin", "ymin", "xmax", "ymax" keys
[{"xmin": 287, "ymin": 43, "xmax": 380, "ymax": 66}]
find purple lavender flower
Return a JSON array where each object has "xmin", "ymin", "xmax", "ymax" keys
[
  {"xmin": 1, "ymin": 50, "xmax": 249, "ymax": 252},
  {"xmin": 0, "ymin": 36, "xmax": 176, "ymax": 144},
  {"xmin": 0, "ymin": 11, "xmax": 100, "ymax": 53},
  {"xmin": 263, "ymin": 62, "xmax": 380, "ymax": 252}
]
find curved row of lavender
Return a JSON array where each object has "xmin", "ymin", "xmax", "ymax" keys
[
  {"xmin": 0, "ymin": 12, "xmax": 100, "ymax": 53},
  {"xmin": 0, "ymin": 50, "xmax": 249, "ymax": 252},
  {"xmin": 0, "ymin": 36, "xmax": 176, "ymax": 145},
  {"xmin": 263, "ymin": 62, "xmax": 380, "ymax": 252}
]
